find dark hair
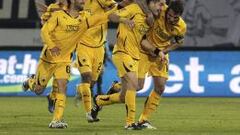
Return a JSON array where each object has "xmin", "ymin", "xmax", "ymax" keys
[
  {"xmin": 67, "ymin": 0, "xmax": 71, "ymax": 9},
  {"xmin": 166, "ymin": 0, "xmax": 171, "ymax": 5},
  {"xmin": 168, "ymin": 0, "xmax": 184, "ymax": 15}
]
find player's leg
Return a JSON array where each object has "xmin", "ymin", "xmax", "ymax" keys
[
  {"xmin": 95, "ymin": 71, "xmax": 103, "ymax": 95},
  {"xmin": 95, "ymin": 53, "xmax": 140, "ymax": 129},
  {"xmin": 138, "ymin": 56, "xmax": 169, "ymax": 129},
  {"xmin": 121, "ymin": 71, "xmax": 140, "ymax": 130},
  {"xmin": 22, "ymin": 60, "xmax": 52, "ymax": 95},
  {"xmin": 75, "ymin": 45, "xmax": 98, "ymax": 122},
  {"xmin": 91, "ymin": 46, "xmax": 104, "ymax": 96},
  {"xmin": 106, "ymin": 80, "xmax": 122, "ymax": 94},
  {"xmin": 49, "ymin": 63, "xmax": 70, "ymax": 128},
  {"xmin": 94, "ymin": 53, "xmax": 129, "ymax": 107},
  {"xmin": 46, "ymin": 79, "xmax": 58, "ymax": 113},
  {"xmin": 49, "ymin": 79, "xmax": 68, "ymax": 128},
  {"xmin": 138, "ymin": 76, "xmax": 166, "ymax": 129},
  {"xmin": 105, "ymin": 52, "xmax": 149, "ymax": 94}
]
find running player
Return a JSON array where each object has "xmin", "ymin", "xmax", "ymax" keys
[
  {"xmin": 22, "ymin": 0, "xmax": 108, "ymax": 128},
  {"xmin": 35, "ymin": 0, "xmax": 69, "ymax": 113}
]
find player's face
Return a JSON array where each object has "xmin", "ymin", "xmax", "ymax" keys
[
  {"xmin": 166, "ymin": 8, "xmax": 180, "ymax": 25},
  {"xmin": 74, "ymin": 0, "xmax": 85, "ymax": 11},
  {"xmin": 149, "ymin": 0, "xmax": 165, "ymax": 17}
]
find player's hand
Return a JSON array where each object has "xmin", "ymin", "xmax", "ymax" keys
[
  {"xmin": 49, "ymin": 46, "xmax": 61, "ymax": 57},
  {"xmin": 158, "ymin": 51, "xmax": 166, "ymax": 62},
  {"xmin": 146, "ymin": 13, "xmax": 154, "ymax": 27},
  {"xmin": 124, "ymin": 19, "xmax": 135, "ymax": 29}
]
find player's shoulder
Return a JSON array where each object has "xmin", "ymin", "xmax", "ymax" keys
[
  {"xmin": 176, "ymin": 17, "xmax": 187, "ymax": 35},
  {"xmin": 97, "ymin": 0, "xmax": 117, "ymax": 7},
  {"xmin": 47, "ymin": 3, "xmax": 61, "ymax": 12},
  {"xmin": 49, "ymin": 10, "xmax": 66, "ymax": 18},
  {"xmin": 124, "ymin": 3, "xmax": 143, "ymax": 13}
]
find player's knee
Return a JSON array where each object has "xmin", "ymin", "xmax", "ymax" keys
[
  {"xmin": 81, "ymin": 73, "xmax": 92, "ymax": 83},
  {"xmin": 155, "ymin": 84, "xmax": 165, "ymax": 95},
  {"xmin": 90, "ymin": 81, "xmax": 96, "ymax": 89},
  {"xmin": 137, "ymin": 82, "xmax": 144, "ymax": 91},
  {"xmin": 35, "ymin": 86, "xmax": 44, "ymax": 95}
]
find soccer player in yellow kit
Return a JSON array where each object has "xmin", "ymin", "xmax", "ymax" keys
[
  {"xmin": 74, "ymin": 0, "xmax": 117, "ymax": 122},
  {"xmin": 22, "ymin": 0, "xmax": 108, "ymax": 128},
  {"xmin": 34, "ymin": 0, "xmax": 70, "ymax": 114},
  {"xmin": 138, "ymin": 0, "xmax": 187, "ymax": 129},
  {"xmin": 91, "ymin": 0, "xmax": 162, "ymax": 130}
]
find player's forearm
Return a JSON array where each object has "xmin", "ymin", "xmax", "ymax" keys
[
  {"xmin": 88, "ymin": 13, "xmax": 109, "ymax": 27},
  {"xmin": 162, "ymin": 43, "xmax": 182, "ymax": 54},
  {"xmin": 141, "ymin": 39, "xmax": 156, "ymax": 52},
  {"xmin": 108, "ymin": 13, "xmax": 122, "ymax": 23},
  {"xmin": 78, "ymin": 13, "xmax": 109, "ymax": 35}
]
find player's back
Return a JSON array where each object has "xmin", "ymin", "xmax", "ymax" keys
[{"xmin": 78, "ymin": 0, "xmax": 116, "ymax": 47}]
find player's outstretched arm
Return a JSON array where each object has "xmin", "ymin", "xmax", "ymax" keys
[
  {"xmin": 77, "ymin": 13, "xmax": 109, "ymax": 34},
  {"xmin": 141, "ymin": 39, "xmax": 166, "ymax": 61},
  {"xmin": 108, "ymin": 13, "xmax": 134, "ymax": 29}
]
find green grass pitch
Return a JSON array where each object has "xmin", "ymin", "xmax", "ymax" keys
[{"xmin": 0, "ymin": 97, "xmax": 239, "ymax": 135}]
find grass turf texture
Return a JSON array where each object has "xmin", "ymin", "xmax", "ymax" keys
[{"xmin": 0, "ymin": 97, "xmax": 239, "ymax": 135}]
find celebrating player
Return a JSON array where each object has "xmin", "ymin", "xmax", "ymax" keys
[
  {"xmin": 22, "ymin": 0, "xmax": 108, "ymax": 128},
  {"xmin": 92, "ymin": 0, "xmax": 187, "ymax": 130},
  {"xmin": 73, "ymin": 0, "xmax": 117, "ymax": 122},
  {"xmin": 138, "ymin": 0, "xmax": 187, "ymax": 129},
  {"xmin": 91, "ymin": 0, "xmax": 163, "ymax": 130}
]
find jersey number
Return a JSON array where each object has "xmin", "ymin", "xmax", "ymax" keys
[{"xmin": 66, "ymin": 65, "xmax": 71, "ymax": 73}]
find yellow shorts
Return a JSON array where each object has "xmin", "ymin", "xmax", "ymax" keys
[
  {"xmin": 76, "ymin": 44, "xmax": 104, "ymax": 81},
  {"xmin": 36, "ymin": 59, "xmax": 71, "ymax": 86},
  {"xmin": 138, "ymin": 52, "xmax": 151, "ymax": 79},
  {"xmin": 112, "ymin": 52, "xmax": 139, "ymax": 78},
  {"xmin": 138, "ymin": 53, "xmax": 169, "ymax": 79}
]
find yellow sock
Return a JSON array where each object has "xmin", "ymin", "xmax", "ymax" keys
[
  {"xmin": 49, "ymin": 90, "xmax": 57, "ymax": 100},
  {"xmin": 53, "ymin": 93, "xmax": 66, "ymax": 121},
  {"xmin": 125, "ymin": 90, "xmax": 136, "ymax": 125},
  {"xmin": 50, "ymin": 80, "xmax": 58, "ymax": 100},
  {"xmin": 96, "ymin": 93, "xmax": 121, "ymax": 106},
  {"xmin": 28, "ymin": 78, "xmax": 36, "ymax": 91},
  {"xmin": 78, "ymin": 83, "xmax": 91, "ymax": 113},
  {"xmin": 139, "ymin": 90, "xmax": 160, "ymax": 122}
]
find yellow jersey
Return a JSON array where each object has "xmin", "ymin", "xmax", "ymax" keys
[
  {"xmin": 113, "ymin": 3, "xmax": 149, "ymax": 60},
  {"xmin": 147, "ymin": 5, "xmax": 187, "ymax": 50},
  {"xmin": 40, "ymin": 10, "xmax": 108, "ymax": 63},
  {"xmin": 79, "ymin": 0, "xmax": 116, "ymax": 48},
  {"xmin": 41, "ymin": 3, "xmax": 67, "ymax": 22}
]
